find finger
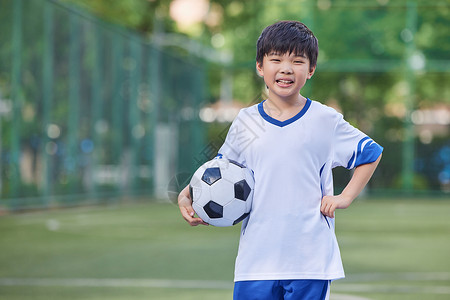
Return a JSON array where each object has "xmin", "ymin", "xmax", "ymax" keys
[
  {"xmin": 320, "ymin": 204, "xmax": 326, "ymax": 216},
  {"xmin": 191, "ymin": 217, "xmax": 209, "ymax": 226},
  {"xmin": 188, "ymin": 209, "xmax": 209, "ymax": 226},
  {"xmin": 322, "ymin": 202, "xmax": 333, "ymax": 219},
  {"xmin": 320, "ymin": 199, "xmax": 327, "ymax": 214},
  {"xmin": 323, "ymin": 205, "xmax": 330, "ymax": 218},
  {"xmin": 180, "ymin": 207, "xmax": 195, "ymax": 223},
  {"xmin": 320, "ymin": 199, "xmax": 329, "ymax": 215},
  {"xmin": 187, "ymin": 215, "xmax": 209, "ymax": 226},
  {"xmin": 327, "ymin": 203, "xmax": 336, "ymax": 218},
  {"xmin": 321, "ymin": 196, "xmax": 337, "ymax": 218},
  {"xmin": 180, "ymin": 207, "xmax": 209, "ymax": 226}
]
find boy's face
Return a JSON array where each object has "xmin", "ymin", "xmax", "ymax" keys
[{"xmin": 256, "ymin": 52, "xmax": 315, "ymax": 102}]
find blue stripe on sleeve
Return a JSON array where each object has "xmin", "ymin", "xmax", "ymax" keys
[
  {"xmin": 346, "ymin": 151, "xmax": 356, "ymax": 169},
  {"xmin": 357, "ymin": 137, "xmax": 371, "ymax": 157},
  {"xmin": 353, "ymin": 139, "xmax": 383, "ymax": 168}
]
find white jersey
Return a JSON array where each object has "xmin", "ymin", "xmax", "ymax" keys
[{"xmin": 218, "ymin": 98, "xmax": 383, "ymax": 282}]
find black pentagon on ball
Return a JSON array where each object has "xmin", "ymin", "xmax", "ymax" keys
[
  {"xmin": 233, "ymin": 212, "xmax": 250, "ymax": 225},
  {"xmin": 201, "ymin": 167, "xmax": 221, "ymax": 185},
  {"xmin": 204, "ymin": 200, "xmax": 223, "ymax": 219},
  {"xmin": 234, "ymin": 179, "xmax": 251, "ymax": 201}
]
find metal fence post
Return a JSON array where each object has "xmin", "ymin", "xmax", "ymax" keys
[
  {"xmin": 111, "ymin": 34, "xmax": 125, "ymax": 193},
  {"xmin": 402, "ymin": 1, "xmax": 418, "ymax": 193},
  {"xmin": 89, "ymin": 23, "xmax": 102, "ymax": 201},
  {"xmin": 10, "ymin": 0, "xmax": 23, "ymax": 202},
  {"xmin": 148, "ymin": 44, "xmax": 161, "ymax": 196},
  {"xmin": 128, "ymin": 37, "xmax": 142, "ymax": 193},
  {"xmin": 67, "ymin": 12, "xmax": 81, "ymax": 197},
  {"xmin": 42, "ymin": 0, "xmax": 54, "ymax": 206}
]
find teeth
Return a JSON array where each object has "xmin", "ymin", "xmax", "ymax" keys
[{"xmin": 277, "ymin": 79, "xmax": 293, "ymax": 84}]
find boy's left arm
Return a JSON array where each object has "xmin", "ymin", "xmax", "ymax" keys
[{"xmin": 321, "ymin": 154, "xmax": 382, "ymax": 218}]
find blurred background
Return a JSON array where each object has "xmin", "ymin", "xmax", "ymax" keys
[
  {"xmin": 0, "ymin": 0, "xmax": 449, "ymax": 299},
  {"xmin": 0, "ymin": 0, "xmax": 449, "ymax": 209}
]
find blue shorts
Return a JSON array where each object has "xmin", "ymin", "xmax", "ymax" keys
[{"xmin": 233, "ymin": 279, "xmax": 330, "ymax": 300}]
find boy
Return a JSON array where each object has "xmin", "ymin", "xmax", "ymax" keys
[{"xmin": 178, "ymin": 21, "xmax": 383, "ymax": 300}]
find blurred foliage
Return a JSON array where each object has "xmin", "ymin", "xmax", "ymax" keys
[
  {"xmin": 61, "ymin": 0, "xmax": 450, "ymax": 192},
  {"xmin": 1, "ymin": 0, "xmax": 449, "ymax": 198},
  {"xmin": 60, "ymin": 0, "xmax": 161, "ymax": 32},
  {"xmin": 61, "ymin": 0, "xmax": 450, "ymax": 103},
  {"xmin": 0, "ymin": 0, "xmax": 207, "ymax": 201}
]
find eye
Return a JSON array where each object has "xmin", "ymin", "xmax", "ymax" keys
[{"xmin": 270, "ymin": 58, "xmax": 280, "ymax": 62}]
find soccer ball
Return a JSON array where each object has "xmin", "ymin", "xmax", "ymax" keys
[{"xmin": 189, "ymin": 157, "xmax": 254, "ymax": 227}]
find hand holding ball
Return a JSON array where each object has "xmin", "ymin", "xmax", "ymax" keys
[{"xmin": 189, "ymin": 157, "xmax": 254, "ymax": 227}]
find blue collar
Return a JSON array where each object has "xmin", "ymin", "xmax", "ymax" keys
[{"xmin": 258, "ymin": 98, "xmax": 311, "ymax": 127}]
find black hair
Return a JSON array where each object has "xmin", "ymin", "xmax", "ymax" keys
[{"xmin": 256, "ymin": 20, "xmax": 318, "ymax": 71}]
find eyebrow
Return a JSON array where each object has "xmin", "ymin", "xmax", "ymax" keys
[{"xmin": 267, "ymin": 52, "xmax": 306, "ymax": 58}]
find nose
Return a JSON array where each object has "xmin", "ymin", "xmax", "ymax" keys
[{"xmin": 280, "ymin": 62, "xmax": 293, "ymax": 74}]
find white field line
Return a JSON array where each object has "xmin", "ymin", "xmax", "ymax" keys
[
  {"xmin": 331, "ymin": 295, "xmax": 370, "ymax": 300},
  {"xmin": 344, "ymin": 272, "xmax": 450, "ymax": 282},
  {"xmin": 0, "ymin": 278, "xmax": 372, "ymax": 300},
  {"xmin": 0, "ymin": 272, "xmax": 449, "ymax": 295},
  {"xmin": 0, "ymin": 278, "xmax": 232, "ymax": 289},
  {"xmin": 0, "ymin": 278, "xmax": 371, "ymax": 300},
  {"xmin": 333, "ymin": 284, "xmax": 450, "ymax": 295}
]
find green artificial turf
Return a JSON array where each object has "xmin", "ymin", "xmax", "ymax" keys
[{"xmin": 0, "ymin": 198, "xmax": 449, "ymax": 299}]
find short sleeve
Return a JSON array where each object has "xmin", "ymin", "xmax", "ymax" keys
[
  {"xmin": 332, "ymin": 114, "xmax": 383, "ymax": 169},
  {"xmin": 217, "ymin": 112, "xmax": 246, "ymax": 165}
]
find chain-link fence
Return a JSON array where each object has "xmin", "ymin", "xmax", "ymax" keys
[
  {"xmin": 0, "ymin": 0, "xmax": 206, "ymax": 210},
  {"xmin": 1, "ymin": 0, "xmax": 449, "ymax": 211}
]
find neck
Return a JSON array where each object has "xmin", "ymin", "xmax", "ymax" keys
[
  {"xmin": 263, "ymin": 95, "xmax": 308, "ymax": 121},
  {"xmin": 266, "ymin": 94, "xmax": 306, "ymax": 110}
]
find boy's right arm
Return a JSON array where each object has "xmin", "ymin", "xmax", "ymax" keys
[{"xmin": 178, "ymin": 185, "xmax": 209, "ymax": 226}]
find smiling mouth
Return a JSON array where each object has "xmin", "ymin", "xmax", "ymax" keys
[{"xmin": 276, "ymin": 79, "xmax": 294, "ymax": 84}]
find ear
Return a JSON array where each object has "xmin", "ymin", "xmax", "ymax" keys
[
  {"xmin": 256, "ymin": 61, "xmax": 264, "ymax": 77},
  {"xmin": 307, "ymin": 65, "xmax": 316, "ymax": 79}
]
